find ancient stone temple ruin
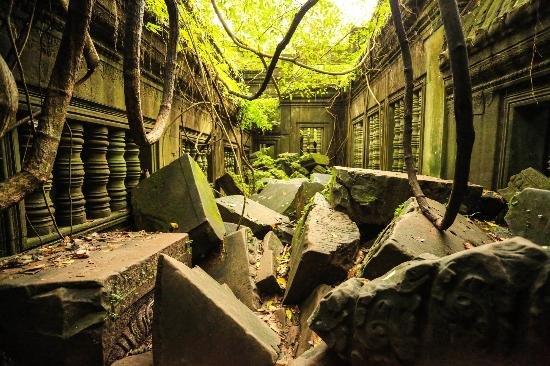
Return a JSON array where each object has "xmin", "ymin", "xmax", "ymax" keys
[{"xmin": 0, "ymin": 0, "xmax": 549, "ymax": 365}]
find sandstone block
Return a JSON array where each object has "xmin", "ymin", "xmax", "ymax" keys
[
  {"xmin": 311, "ymin": 238, "xmax": 550, "ymax": 366},
  {"xmin": 0, "ymin": 234, "xmax": 190, "ymax": 366},
  {"xmin": 329, "ymin": 167, "xmax": 483, "ymax": 226},
  {"xmin": 132, "ymin": 155, "xmax": 225, "ymax": 261},
  {"xmin": 498, "ymin": 167, "xmax": 550, "ymax": 202},
  {"xmin": 362, "ymin": 197, "xmax": 492, "ymax": 280},
  {"xmin": 297, "ymin": 284, "xmax": 332, "ymax": 356},
  {"xmin": 310, "ymin": 173, "xmax": 332, "ymax": 185},
  {"xmin": 201, "ymin": 228, "xmax": 260, "ymax": 309},
  {"xmin": 283, "ymin": 193, "xmax": 360, "ymax": 305},
  {"xmin": 216, "ymin": 172, "xmax": 245, "ymax": 196},
  {"xmin": 153, "ymin": 255, "xmax": 280, "ymax": 366},
  {"xmin": 216, "ymin": 195, "xmax": 290, "ymax": 238},
  {"xmin": 294, "ymin": 182, "xmax": 325, "ymax": 219},
  {"xmin": 505, "ymin": 188, "xmax": 550, "ymax": 245},
  {"xmin": 251, "ymin": 179, "xmax": 305, "ymax": 216}
]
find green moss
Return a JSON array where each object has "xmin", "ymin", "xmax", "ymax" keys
[{"xmin": 394, "ymin": 202, "xmax": 407, "ymax": 218}]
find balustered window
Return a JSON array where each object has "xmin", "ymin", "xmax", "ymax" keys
[
  {"xmin": 367, "ymin": 111, "xmax": 381, "ymax": 169},
  {"xmin": 299, "ymin": 127, "xmax": 323, "ymax": 154},
  {"xmin": 11, "ymin": 122, "xmax": 142, "ymax": 251},
  {"xmin": 389, "ymin": 90, "xmax": 423, "ymax": 172},
  {"xmin": 351, "ymin": 118, "xmax": 365, "ymax": 168},
  {"xmin": 224, "ymin": 146, "xmax": 237, "ymax": 173},
  {"xmin": 180, "ymin": 135, "xmax": 210, "ymax": 175}
]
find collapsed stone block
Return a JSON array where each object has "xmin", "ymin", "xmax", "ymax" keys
[
  {"xmin": 201, "ymin": 228, "xmax": 261, "ymax": 310},
  {"xmin": 300, "ymin": 153, "xmax": 330, "ymax": 170},
  {"xmin": 283, "ymin": 193, "xmax": 360, "ymax": 305},
  {"xmin": 297, "ymin": 284, "xmax": 332, "ymax": 356},
  {"xmin": 153, "ymin": 255, "xmax": 280, "ymax": 366},
  {"xmin": 310, "ymin": 173, "xmax": 332, "ymax": 185},
  {"xmin": 263, "ymin": 230, "xmax": 284, "ymax": 255},
  {"xmin": 329, "ymin": 167, "xmax": 483, "ymax": 226},
  {"xmin": 476, "ymin": 189, "xmax": 507, "ymax": 221},
  {"xmin": 132, "ymin": 154, "xmax": 225, "ymax": 261},
  {"xmin": 311, "ymin": 237, "xmax": 550, "ymax": 366},
  {"xmin": 255, "ymin": 249, "xmax": 281, "ymax": 296},
  {"xmin": 216, "ymin": 195, "xmax": 290, "ymax": 238},
  {"xmin": 505, "ymin": 188, "xmax": 550, "ymax": 245},
  {"xmin": 362, "ymin": 197, "xmax": 492, "ymax": 280},
  {"xmin": 0, "ymin": 234, "xmax": 190, "ymax": 366},
  {"xmin": 251, "ymin": 179, "xmax": 305, "ymax": 216},
  {"xmin": 294, "ymin": 182, "xmax": 325, "ymax": 219},
  {"xmin": 216, "ymin": 172, "xmax": 245, "ymax": 196},
  {"xmin": 498, "ymin": 167, "xmax": 550, "ymax": 202}
]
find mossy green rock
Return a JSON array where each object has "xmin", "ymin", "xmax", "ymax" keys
[
  {"xmin": 330, "ymin": 167, "xmax": 483, "ymax": 226},
  {"xmin": 504, "ymin": 188, "xmax": 550, "ymax": 245},
  {"xmin": 132, "ymin": 155, "xmax": 225, "ymax": 261}
]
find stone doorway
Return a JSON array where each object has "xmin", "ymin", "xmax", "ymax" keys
[{"xmin": 506, "ymin": 101, "xmax": 550, "ymax": 182}]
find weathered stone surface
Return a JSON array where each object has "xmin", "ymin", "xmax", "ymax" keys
[
  {"xmin": 498, "ymin": 167, "xmax": 550, "ymax": 202},
  {"xmin": 132, "ymin": 154, "xmax": 225, "ymax": 261},
  {"xmin": 505, "ymin": 188, "xmax": 550, "ymax": 245},
  {"xmin": 224, "ymin": 221, "xmax": 251, "ymax": 235},
  {"xmin": 201, "ymin": 228, "xmax": 261, "ymax": 310},
  {"xmin": 111, "ymin": 352, "xmax": 153, "ymax": 366},
  {"xmin": 153, "ymin": 255, "xmax": 280, "ymax": 366},
  {"xmin": 263, "ymin": 230, "xmax": 284, "ymax": 255},
  {"xmin": 251, "ymin": 179, "xmax": 305, "ymax": 216},
  {"xmin": 275, "ymin": 222, "xmax": 295, "ymax": 245},
  {"xmin": 297, "ymin": 284, "xmax": 332, "ymax": 356},
  {"xmin": 216, "ymin": 172, "xmax": 245, "ymax": 196},
  {"xmin": 283, "ymin": 193, "xmax": 360, "ymax": 305},
  {"xmin": 0, "ymin": 234, "xmax": 190, "ymax": 366},
  {"xmin": 329, "ymin": 167, "xmax": 483, "ymax": 226},
  {"xmin": 362, "ymin": 197, "xmax": 492, "ymax": 280},
  {"xmin": 216, "ymin": 195, "xmax": 290, "ymax": 238},
  {"xmin": 311, "ymin": 238, "xmax": 550, "ymax": 366},
  {"xmin": 311, "ymin": 173, "xmax": 332, "ymax": 185},
  {"xmin": 295, "ymin": 182, "xmax": 325, "ymax": 219},
  {"xmin": 256, "ymin": 249, "xmax": 281, "ymax": 296}
]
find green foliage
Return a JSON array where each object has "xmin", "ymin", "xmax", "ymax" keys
[
  {"xmin": 238, "ymin": 98, "xmax": 280, "ymax": 132},
  {"xmin": 143, "ymin": 0, "xmax": 391, "ymax": 117}
]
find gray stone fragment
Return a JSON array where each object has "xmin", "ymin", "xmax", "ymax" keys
[
  {"xmin": 294, "ymin": 182, "xmax": 325, "ymax": 219},
  {"xmin": 283, "ymin": 193, "xmax": 360, "ymax": 305},
  {"xmin": 132, "ymin": 154, "xmax": 225, "ymax": 261},
  {"xmin": 251, "ymin": 180, "xmax": 304, "ymax": 216},
  {"xmin": 311, "ymin": 238, "xmax": 550, "ymax": 366},
  {"xmin": 498, "ymin": 167, "xmax": 550, "ymax": 202},
  {"xmin": 216, "ymin": 195, "xmax": 290, "ymax": 238},
  {"xmin": 262, "ymin": 231, "xmax": 284, "ymax": 255},
  {"xmin": 310, "ymin": 173, "xmax": 332, "ymax": 185},
  {"xmin": 0, "ymin": 234, "xmax": 190, "ymax": 366},
  {"xmin": 505, "ymin": 188, "xmax": 550, "ymax": 245},
  {"xmin": 256, "ymin": 249, "xmax": 281, "ymax": 296},
  {"xmin": 329, "ymin": 167, "xmax": 483, "ymax": 226},
  {"xmin": 297, "ymin": 284, "xmax": 332, "ymax": 356},
  {"xmin": 153, "ymin": 255, "xmax": 280, "ymax": 366},
  {"xmin": 216, "ymin": 172, "xmax": 245, "ymax": 196},
  {"xmin": 362, "ymin": 197, "xmax": 492, "ymax": 280},
  {"xmin": 224, "ymin": 222, "xmax": 251, "ymax": 235},
  {"xmin": 201, "ymin": 228, "xmax": 260, "ymax": 310}
]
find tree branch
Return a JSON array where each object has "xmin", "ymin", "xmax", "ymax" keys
[
  {"xmin": 0, "ymin": 0, "xmax": 95, "ymax": 210},
  {"xmin": 390, "ymin": 0, "xmax": 441, "ymax": 226},
  {"xmin": 211, "ymin": 0, "xmax": 369, "ymax": 77},
  {"xmin": 213, "ymin": 0, "xmax": 320, "ymax": 100},
  {"xmin": 123, "ymin": 0, "xmax": 179, "ymax": 146},
  {"xmin": 436, "ymin": 0, "xmax": 475, "ymax": 230}
]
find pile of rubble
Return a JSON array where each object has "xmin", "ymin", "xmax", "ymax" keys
[{"xmin": 2, "ymin": 154, "xmax": 549, "ymax": 366}]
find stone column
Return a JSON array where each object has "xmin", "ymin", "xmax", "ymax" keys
[
  {"xmin": 83, "ymin": 125, "xmax": 111, "ymax": 219},
  {"xmin": 107, "ymin": 128, "xmax": 127, "ymax": 211},
  {"xmin": 124, "ymin": 132, "xmax": 141, "ymax": 205}
]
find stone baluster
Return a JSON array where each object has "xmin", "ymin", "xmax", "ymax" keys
[
  {"xmin": 412, "ymin": 91, "xmax": 422, "ymax": 166},
  {"xmin": 18, "ymin": 125, "xmax": 56, "ymax": 236},
  {"xmin": 124, "ymin": 132, "xmax": 141, "ymax": 204},
  {"xmin": 53, "ymin": 122, "xmax": 87, "ymax": 226},
  {"xmin": 82, "ymin": 125, "xmax": 111, "ymax": 219},
  {"xmin": 107, "ymin": 129, "xmax": 127, "ymax": 211}
]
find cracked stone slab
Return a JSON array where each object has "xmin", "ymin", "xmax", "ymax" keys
[
  {"xmin": 216, "ymin": 195, "xmax": 290, "ymax": 238},
  {"xmin": 153, "ymin": 255, "xmax": 280, "ymax": 366},
  {"xmin": 251, "ymin": 179, "xmax": 305, "ymax": 217},
  {"xmin": 329, "ymin": 167, "xmax": 483, "ymax": 226},
  {"xmin": 0, "ymin": 233, "xmax": 190, "ymax": 366},
  {"xmin": 283, "ymin": 193, "xmax": 360, "ymax": 305},
  {"xmin": 362, "ymin": 197, "xmax": 492, "ymax": 280}
]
